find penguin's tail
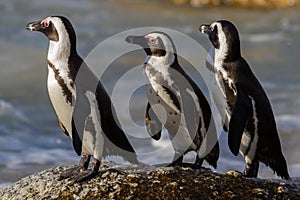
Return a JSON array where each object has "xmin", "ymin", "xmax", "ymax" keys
[
  {"xmin": 122, "ymin": 147, "xmax": 140, "ymax": 165},
  {"xmin": 270, "ymin": 154, "xmax": 291, "ymax": 180},
  {"xmin": 103, "ymin": 133, "xmax": 140, "ymax": 165},
  {"xmin": 260, "ymin": 149, "xmax": 290, "ymax": 180}
]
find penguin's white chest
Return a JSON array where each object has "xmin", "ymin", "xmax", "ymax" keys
[{"xmin": 47, "ymin": 66, "xmax": 74, "ymax": 136}]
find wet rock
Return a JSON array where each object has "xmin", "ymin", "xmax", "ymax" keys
[{"xmin": 0, "ymin": 161, "xmax": 299, "ymax": 199}]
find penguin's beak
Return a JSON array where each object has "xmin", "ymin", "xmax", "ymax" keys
[
  {"xmin": 125, "ymin": 35, "xmax": 151, "ymax": 55},
  {"xmin": 26, "ymin": 20, "xmax": 43, "ymax": 31},
  {"xmin": 125, "ymin": 35, "xmax": 148, "ymax": 48},
  {"xmin": 199, "ymin": 24, "xmax": 211, "ymax": 35}
]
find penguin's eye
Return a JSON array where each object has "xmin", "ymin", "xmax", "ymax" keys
[{"xmin": 149, "ymin": 38, "xmax": 156, "ymax": 44}]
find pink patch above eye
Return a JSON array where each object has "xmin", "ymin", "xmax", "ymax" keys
[
  {"xmin": 41, "ymin": 19, "xmax": 49, "ymax": 27},
  {"xmin": 144, "ymin": 35, "xmax": 155, "ymax": 39}
]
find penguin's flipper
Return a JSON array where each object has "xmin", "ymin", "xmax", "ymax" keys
[
  {"xmin": 145, "ymin": 102, "xmax": 162, "ymax": 140},
  {"xmin": 228, "ymin": 88, "xmax": 252, "ymax": 156}
]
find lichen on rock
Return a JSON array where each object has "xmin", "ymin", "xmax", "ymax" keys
[{"xmin": 0, "ymin": 161, "xmax": 299, "ymax": 199}]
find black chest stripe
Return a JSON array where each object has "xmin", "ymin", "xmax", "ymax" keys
[
  {"xmin": 146, "ymin": 67, "xmax": 181, "ymax": 112},
  {"xmin": 161, "ymin": 85, "xmax": 181, "ymax": 111},
  {"xmin": 48, "ymin": 60, "xmax": 74, "ymax": 104}
]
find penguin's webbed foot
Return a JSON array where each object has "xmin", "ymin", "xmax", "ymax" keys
[
  {"xmin": 243, "ymin": 160, "xmax": 259, "ymax": 178},
  {"xmin": 72, "ymin": 168, "xmax": 98, "ymax": 183},
  {"xmin": 195, "ymin": 156, "xmax": 204, "ymax": 166},
  {"xmin": 58, "ymin": 166, "xmax": 82, "ymax": 180},
  {"xmin": 174, "ymin": 156, "xmax": 204, "ymax": 169},
  {"xmin": 72, "ymin": 158, "xmax": 101, "ymax": 183},
  {"xmin": 167, "ymin": 154, "xmax": 184, "ymax": 167},
  {"xmin": 58, "ymin": 154, "xmax": 91, "ymax": 181}
]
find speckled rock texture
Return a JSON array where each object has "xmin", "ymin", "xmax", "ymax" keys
[{"xmin": 1, "ymin": 161, "xmax": 299, "ymax": 200}]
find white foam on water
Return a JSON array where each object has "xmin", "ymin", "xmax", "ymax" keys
[
  {"xmin": 1, "ymin": 148, "xmax": 77, "ymax": 170},
  {"xmin": 245, "ymin": 32, "xmax": 284, "ymax": 43},
  {"xmin": 0, "ymin": 100, "xmax": 28, "ymax": 123}
]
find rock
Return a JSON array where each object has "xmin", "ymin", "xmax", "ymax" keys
[{"xmin": 0, "ymin": 161, "xmax": 299, "ymax": 199}]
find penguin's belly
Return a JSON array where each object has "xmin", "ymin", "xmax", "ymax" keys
[
  {"xmin": 47, "ymin": 70, "xmax": 74, "ymax": 136},
  {"xmin": 147, "ymin": 86, "xmax": 196, "ymax": 152}
]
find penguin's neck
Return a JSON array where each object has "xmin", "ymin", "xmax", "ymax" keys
[
  {"xmin": 214, "ymin": 39, "xmax": 241, "ymax": 64},
  {"xmin": 47, "ymin": 39, "xmax": 71, "ymax": 67},
  {"xmin": 147, "ymin": 52, "xmax": 175, "ymax": 67},
  {"xmin": 146, "ymin": 53, "xmax": 176, "ymax": 86},
  {"xmin": 214, "ymin": 38, "xmax": 228, "ymax": 64}
]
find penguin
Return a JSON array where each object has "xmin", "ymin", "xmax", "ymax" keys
[
  {"xmin": 26, "ymin": 16, "xmax": 138, "ymax": 182},
  {"xmin": 125, "ymin": 32, "xmax": 219, "ymax": 168},
  {"xmin": 200, "ymin": 20, "xmax": 290, "ymax": 179}
]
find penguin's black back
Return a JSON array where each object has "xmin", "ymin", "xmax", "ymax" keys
[{"xmin": 226, "ymin": 57, "xmax": 289, "ymax": 179}]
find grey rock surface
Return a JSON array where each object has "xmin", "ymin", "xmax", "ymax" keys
[{"xmin": 1, "ymin": 161, "xmax": 299, "ymax": 199}]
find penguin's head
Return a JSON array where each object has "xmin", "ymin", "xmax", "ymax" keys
[
  {"xmin": 200, "ymin": 20, "xmax": 241, "ymax": 61},
  {"xmin": 126, "ymin": 31, "xmax": 176, "ymax": 64},
  {"xmin": 26, "ymin": 16, "xmax": 76, "ymax": 45}
]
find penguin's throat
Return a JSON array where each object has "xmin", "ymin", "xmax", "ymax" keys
[
  {"xmin": 48, "ymin": 40, "xmax": 71, "ymax": 62},
  {"xmin": 147, "ymin": 52, "xmax": 175, "ymax": 66},
  {"xmin": 214, "ymin": 47, "xmax": 228, "ymax": 63}
]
